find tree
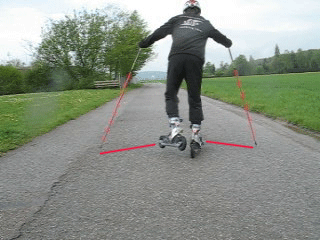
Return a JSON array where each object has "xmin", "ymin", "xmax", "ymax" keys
[
  {"xmin": 248, "ymin": 55, "xmax": 256, "ymax": 75},
  {"xmin": 296, "ymin": 48, "xmax": 306, "ymax": 70},
  {"xmin": 233, "ymin": 55, "xmax": 251, "ymax": 76},
  {"xmin": 310, "ymin": 50, "xmax": 320, "ymax": 70},
  {"xmin": 203, "ymin": 62, "xmax": 215, "ymax": 77},
  {"xmin": 290, "ymin": 51, "xmax": 298, "ymax": 70},
  {"xmin": 214, "ymin": 61, "xmax": 230, "ymax": 77},
  {"xmin": 271, "ymin": 56, "xmax": 285, "ymax": 74},
  {"xmin": 107, "ymin": 10, "xmax": 153, "ymax": 78},
  {"xmin": 5, "ymin": 59, "xmax": 26, "ymax": 68},
  {"xmin": 281, "ymin": 50, "xmax": 294, "ymax": 73},
  {"xmin": 35, "ymin": 6, "xmax": 153, "ymax": 89},
  {"xmin": 255, "ymin": 66, "xmax": 265, "ymax": 75},
  {"xmin": 262, "ymin": 58, "xmax": 270, "ymax": 73},
  {"xmin": 275, "ymin": 44, "xmax": 280, "ymax": 57}
]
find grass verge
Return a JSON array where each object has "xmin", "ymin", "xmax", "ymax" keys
[
  {"xmin": 199, "ymin": 72, "xmax": 320, "ymax": 133},
  {"xmin": 0, "ymin": 84, "xmax": 142, "ymax": 156}
]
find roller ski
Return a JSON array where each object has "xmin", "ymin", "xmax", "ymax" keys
[
  {"xmin": 190, "ymin": 124, "xmax": 204, "ymax": 158},
  {"xmin": 159, "ymin": 117, "xmax": 187, "ymax": 151}
]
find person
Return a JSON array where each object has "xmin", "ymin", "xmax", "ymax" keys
[{"xmin": 139, "ymin": 0, "xmax": 232, "ymax": 148}]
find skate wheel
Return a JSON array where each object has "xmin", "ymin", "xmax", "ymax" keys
[
  {"xmin": 159, "ymin": 136, "xmax": 167, "ymax": 148},
  {"xmin": 177, "ymin": 135, "xmax": 187, "ymax": 151},
  {"xmin": 191, "ymin": 147, "xmax": 196, "ymax": 158},
  {"xmin": 190, "ymin": 141, "xmax": 201, "ymax": 158}
]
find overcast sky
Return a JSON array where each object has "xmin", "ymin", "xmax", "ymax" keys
[{"xmin": 1, "ymin": 0, "xmax": 320, "ymax": 72}]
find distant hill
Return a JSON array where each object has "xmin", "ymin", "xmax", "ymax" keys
[{"xmin": 135, "ymin": 71, "xmax": 166, "ymax": 80}]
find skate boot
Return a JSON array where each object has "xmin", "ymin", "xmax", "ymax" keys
[
  {"xmin": 190, "ymin": 124, "xmax": 204, "ymax": 158},
  {"xmin": 159, "ymin": 117, "xmax": 187, "ymax": 151}
]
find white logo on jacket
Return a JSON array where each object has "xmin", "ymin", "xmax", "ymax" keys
[{"xmin": 181, "ymin": 19, "xmax": 202, "ymax": 27}]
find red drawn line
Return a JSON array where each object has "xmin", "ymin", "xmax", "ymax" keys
[
  {"xmin": 100, "ymin": 144, "xmax": 156, "ymax": 155},
  {"xmin": 206, "ymin": 141, "xmax": 254, "ymax": 149}
]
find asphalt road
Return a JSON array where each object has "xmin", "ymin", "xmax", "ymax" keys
[{"xmin": 1, "ymin": 83, "xmax": 319, "ymax": 239}]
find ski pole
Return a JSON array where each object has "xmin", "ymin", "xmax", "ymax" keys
[
  {"xmin": 228, "ymin": 48, "xmax": 257, "ymax": 146},
  {"xmin": 228, "ymin": 48, "xmax": 234, "ymax": 62},
  {"xmin": 101, "ymin": 48, "xmax": 142, "ymax": 143}
]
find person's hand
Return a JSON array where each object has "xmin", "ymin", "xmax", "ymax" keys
[
  {"xmin": 226, "ymin": 38, "xmax": 232, "ymax": 48},
  {"xmin": 139, "ymin": 40, "xmax": 149, "ymax": 48}
]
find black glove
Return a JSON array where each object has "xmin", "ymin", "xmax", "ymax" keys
[
  {"xmin": 225, "ymin": 38, "xmax": 232, "ymax": 48},
  {"xmin": 139, "ymin": 39, "xmax": 149, "ymax": 48}
]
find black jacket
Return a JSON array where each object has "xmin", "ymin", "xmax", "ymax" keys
[{"xmin": 139, "ymin": 13, "xmax": 232, "ymax": 63}]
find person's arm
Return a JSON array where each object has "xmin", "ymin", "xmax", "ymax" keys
[
  {"xmin": 208, "ymin": 26, "xmax": 232, "ymax": 48},
  {"xmin": 139, "ymin": 17, "xmax": 176, "ymax": 48}
]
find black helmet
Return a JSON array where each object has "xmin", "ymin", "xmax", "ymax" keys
[{"xmin": 183, "ymin": 0, "xmax": 201, "ymax": 14}]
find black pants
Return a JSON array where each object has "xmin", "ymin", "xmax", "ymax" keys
[{"xmin": 165, "ymin": 54, "xmax": 204, "ymax": 125}]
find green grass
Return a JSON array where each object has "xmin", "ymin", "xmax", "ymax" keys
[
  {"xmin": 2, "ymin": 73, "xmax": 320, "ymax": 155},
  {"xmin": 0, "ymin": 85, "xmax": 141, "ymax": 155},
  {"xmin": 199, "ymin": 72, "xmax": 320, "ymax": 133}
]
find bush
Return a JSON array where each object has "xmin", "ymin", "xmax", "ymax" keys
[
  {"xmin": 79, "ymin": 71, "xmax": 108, "ymax": 89},
  {"xmin": 24, "ymin": 62, "xmax": 108, "ymax": 92},
  {"xmin": 50, "ymin": 68, "xmax": 74, "ymax": 91},
  {"xmin": 79, "ymin": 76, "xmax": 94, "ymax": 89},
  {"xmin": 24, "ymin": 63, "xmax": 52, "ymax": 92},
  {"xmin": 214, "ymin": 69, "xmax": 225, "ymax": 77},
  {"xmin": 0, "ymin": 65, "xmax": 24, "ymax": 95},
  {"xmin": 24, "ymin": 63, "xmax": 75, "ymax": 92}
]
